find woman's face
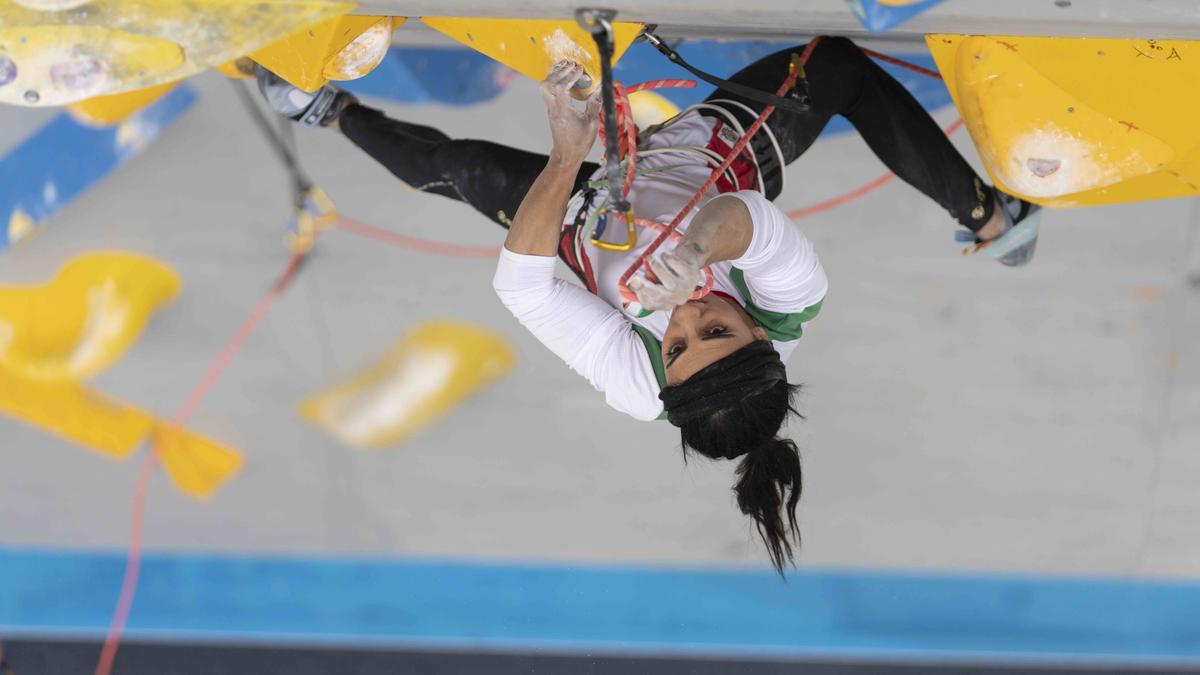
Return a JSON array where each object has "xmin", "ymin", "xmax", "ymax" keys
[{"xmin": 662, "ymin": 293, "xmax": 768, "ymax": 385}]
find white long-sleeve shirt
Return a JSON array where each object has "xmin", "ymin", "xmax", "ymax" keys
[{"xmin": 493, "ymin": 111, "xmax": 827, "ymax": 421}]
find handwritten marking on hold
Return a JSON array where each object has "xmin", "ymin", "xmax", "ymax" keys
[
  {"xmin": 1119, "ymin": 120, "xmax": 1139, "ymax": 132},
  {"xmin": 997, "ymin": 40, "xmax": 1018, "ymax": 52}
]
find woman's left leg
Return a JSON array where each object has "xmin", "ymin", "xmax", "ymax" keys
[{"xmin": 705, "ymin": 37, "xmax": 997, "ymax": 233}]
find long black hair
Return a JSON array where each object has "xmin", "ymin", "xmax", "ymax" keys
[{"xmin": 660, "ymin": 341, "xmax": 803, "ymax": 575}]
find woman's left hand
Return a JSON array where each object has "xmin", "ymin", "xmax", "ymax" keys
[{"xmin": 540, "ymin": 61, "xmax": 601, "ymax": 165}]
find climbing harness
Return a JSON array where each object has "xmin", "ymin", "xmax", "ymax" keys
[
  {"xmin": 573, "ymin": 34, "xmax": 968, "ymax": 307},
  {"xmin": 615, "ymin": 44, "xmax": 815, "ymax": 305},
  {"xmin": 569, "ymin": 16, "xmax": 822, "ymax": 309}
]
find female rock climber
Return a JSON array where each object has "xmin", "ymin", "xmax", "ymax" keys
[{"xmin": 257, "ymin": 37, "xmax": 1038, "ymax": 574}]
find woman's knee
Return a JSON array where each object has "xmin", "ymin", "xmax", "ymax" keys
[{"xmin": 812, "ymin": 36, "xmax": 867, "ymax": 63}]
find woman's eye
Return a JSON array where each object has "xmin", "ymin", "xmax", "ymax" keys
[
  {"xmin": 667, "ymin": 344, "xmax": 684, "ymax": 356},
  {"xmin": 706, "ymin": 326, "xmax": 727, "ymax": 336}
]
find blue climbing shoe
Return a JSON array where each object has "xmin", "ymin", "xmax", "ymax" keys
[{"xmin": 956, "ymin": 188, "xmax": 1041, "ymax": 267}]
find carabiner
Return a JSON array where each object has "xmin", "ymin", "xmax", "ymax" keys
[
  {"xmin": 590, "ymin": 208, "xmax": 638, "ymax": 252},
  {"xmin": 787, "ymin": 52, "xmax": 812, "ymax": 110}
]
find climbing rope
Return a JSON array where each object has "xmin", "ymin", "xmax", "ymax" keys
[
  {"xmin": 786, "ymin": 118, "xmax": 964, "ymax": 220},
  {"xmin": 335, "ymin": 215, "xmax": 501, "ymax": 259},
  {"xmin": 858, "ymin": 46, "xmax": 943, "ymax": 79},
  {"xmin": 94, "ymin": 252, "xmax": 305, "ymax": 675}
]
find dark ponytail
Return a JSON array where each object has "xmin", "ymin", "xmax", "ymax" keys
[
  {"xmin": 733, "ymin": 436, "xmax": 803, "ymax": 574},
  {"xmin": 664, "ymin": 350, "xmax": 805, "ymax": 575}
]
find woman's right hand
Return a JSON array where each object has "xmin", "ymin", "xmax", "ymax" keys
[
  {"xmin": 628, "ymin": 243, "xmax": 707, "ymax": 311},
  {"xmin": 540, "ymin": 61, "xmax": 601, "ymax": 166}
]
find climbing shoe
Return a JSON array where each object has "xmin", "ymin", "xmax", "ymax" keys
[
  {"xmin": 254, "ymin": 64, "xmax": 353, "ymax": 128},
  {"xmin": 956, "ymin": 187, "xmax": 1042, "ymax": 267}
]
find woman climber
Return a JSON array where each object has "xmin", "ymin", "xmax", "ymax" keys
[{"xmin": 257, "ymin": 37, "xmax": 1039, "ymax": 574}]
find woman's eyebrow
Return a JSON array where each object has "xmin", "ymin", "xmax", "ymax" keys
[{"xmin": 666, "ymin": 330, "xmax": 737, "ymax": 368}]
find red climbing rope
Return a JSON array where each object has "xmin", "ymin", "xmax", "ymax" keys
[
  {"xmin": 95, "ymin": 251, "xmax": 305, "ymax": 675},
  {"xmin": 859, "ymin": 47, "xmax": 943, "ymax": 80},
  {"xmin": 92, "ymin": 213, "xmax": 499, "ymax": 675},
  {"xmin": 336, "ymin": 215, "xmax": 501, "ymax": 259},
  {"xmin": 787, "ymin": 118, "xmax": 965, "ymax": 219},
  {"xmin": 598, "ymin": 79, "xmax": 697, "ymax": 196}
]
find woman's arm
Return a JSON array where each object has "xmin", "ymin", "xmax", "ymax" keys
[
  {"xmin": 493, "ymin": 62, "xmax": 666, "ymax": 421},
  {"xmin": 504, "ymin": 61, "xmax": 601, "ymax": 256}
]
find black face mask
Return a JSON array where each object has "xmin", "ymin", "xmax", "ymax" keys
[{"xmin": 659, "ymin": 340, "xmax": 786, "ymax": 427}]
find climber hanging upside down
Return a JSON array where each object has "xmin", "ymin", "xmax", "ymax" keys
[{"xmin": 258, "ymin": 37, "xmax": 1039, "ymax": 574}]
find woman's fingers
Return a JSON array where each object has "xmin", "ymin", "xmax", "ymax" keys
[
  {"xmin": 584, "ymin": 88, "xmax": 602, "ymax": 119},
  {"xmin": 629, "ymin": 272, "xmax": 663, "ymax": 305},
  {"xmin": 647, "ymin": 256, "xmax": 686, "ymax": 290},
  {"xmin": 542, "ymin": 61, "xmax": 583, "ymax": 95},
  {"xmin": 661, "ymin": 250, "xmax": 706, "ymax": 287}
]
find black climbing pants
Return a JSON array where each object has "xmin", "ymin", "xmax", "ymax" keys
[{"xmin": 337, "ymin": 36, "xmax": 994, "ymax": 232}]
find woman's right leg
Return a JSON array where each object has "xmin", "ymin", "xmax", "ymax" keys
[{"xmin": 337, "ymin": 104, "xmax": 598, "ymax": 228}]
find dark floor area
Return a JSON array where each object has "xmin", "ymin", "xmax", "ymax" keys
[{"xmin": 3, "ymin": 639, "xmax": 1196, "ymax": 675}]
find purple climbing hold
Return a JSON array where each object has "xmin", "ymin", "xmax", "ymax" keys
[{"xmin": 0, "ymin": 55, "xmax": 16, "ymax": 87}]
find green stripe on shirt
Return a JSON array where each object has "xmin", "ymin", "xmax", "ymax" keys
[
  {"xmin": 729, "ymin": 267, "xmax": 824, "ymax": 342},
  {"xmin": 631, "ymin": 324, "xmax": 670, "ymax": 421}
]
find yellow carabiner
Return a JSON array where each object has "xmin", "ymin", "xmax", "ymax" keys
[{"xmin": 590, "ymin": 208, "xmax": 638, "ymax": 252}]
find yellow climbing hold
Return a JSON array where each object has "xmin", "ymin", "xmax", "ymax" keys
[
  {"xmin": 301, "ymin": 321, "xmax": 516, "ymax": 449},
  {"xmin": 0, "ymin": 0, "xmax": 354, "ymax": 106},
  {"xmin": 324, "ymin": 17, "xmax": 401, "ymax": 82},
  {"xmin": 252, "ymin": 15, "xmax": 402, "ymax": 93},
  {"xmin": 0, "ymin": 369, "xmax": 152, "ymax": 461},
  {"xmin": 67, "ymin": 80, "xmax": 180, "ymax": 127},
  {"xmin": 153, "ymin": 422, "xmax": 244, "ymax": 500},
  {"xmin": 0, "ymin": 367, "xmax": 243, "ymax": 498},
  {"xmin": 0, "ymin": 250, "xmax": 244, "ymax": 498},
  {"xmin": 421, "ymin": 17, "xmax": 642, "ymax": 98},
  {"xmin": 0, "ymin": 251, "xmax": 180, "ymax": 381},
  {"xmin": 928, "ymin": 35, "xmax": 1200, "ymax": 207},
  {"xmin": 628, "ymin": 90, "xmax": 682, "ymax": 129}
]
